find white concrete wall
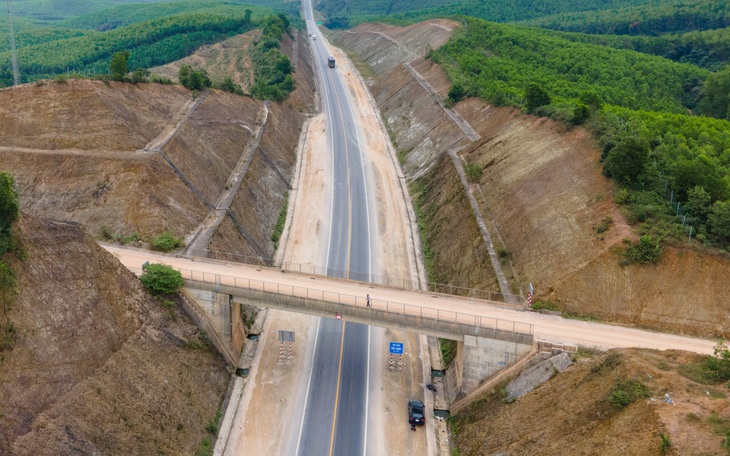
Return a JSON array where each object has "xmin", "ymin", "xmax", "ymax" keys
[{"xmin": 459, "ymin": 335, "xmax": 533, "ymax": 396}]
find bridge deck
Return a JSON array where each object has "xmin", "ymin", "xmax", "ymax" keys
[{"xmin": 105, "ymin": 245, "xmax": 718, "ymax": 355}]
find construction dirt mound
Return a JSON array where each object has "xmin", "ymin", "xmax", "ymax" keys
[{"xmin": 0, "ymin": 215, "xmax": 229, "ymax": 455}]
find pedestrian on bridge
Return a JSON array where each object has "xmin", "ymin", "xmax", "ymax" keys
[{"xmin": 366, "ymin": 294, "xmax": 371, "ymax": 307}]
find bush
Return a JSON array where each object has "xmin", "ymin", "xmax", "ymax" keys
[
  {"xmin": 624, "ymin": 235, "xmax": 663, "ymax": 264},
  {"xmin": 609, "ymin": 379, "xmax": 649, "ymax": 408},
  {"xmin": 179, "ymin": 65, "xmax": 211, "ymax": 91},
  {"xmin": 139, "ymin": 263, "xmax": 183, "ymax": 295},
  {"xmin": 703, "ymin": 341, "xmax": 730, "ymax": 382},
  {"xmin": 152, "ymin": 231, "xmax": 183, "ymax": 252}
]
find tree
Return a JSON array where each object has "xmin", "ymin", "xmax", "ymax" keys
[
  {"xmin": 699, "ymin": 65, "xmax": 730, "ymax": 119},
  {"xmin": 571, "ymin": 103, "xmax": 591, "ymax": 125},
  {"xmin": 602, "ymin": 136, "xmax": 649, "ymax": 187},
  {"xmin": 448, "ymin": 82, "xmax": 467, "ymax": 103},
  {"xmin": 140, "ymin": 263, "xmax": 184, "ymax": 295},
  {"xmin": 524, "ymin": 82, "xmax": 551, "ymax": 112},
  {"xmin": 0, "ymin": 173, "xmax": 18, "ymax": 230},
  {"xmin": 109, "ymin": 50, "xmax": 130, "ymax": 81},
  {"xmin": 708, "ymin": 200, "xmax": 730, "ymax": 245},
  {"xmin": 686, "ymin": 185, "xmax": 712, "ymax": 222},
  {"xmin": 178, "ymin": 65, "xmax": 211, "ymax": 91}
]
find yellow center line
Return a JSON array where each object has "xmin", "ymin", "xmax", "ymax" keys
[{"xmin": 328, "ymin": 322, "xmax": 347, "ymax": 456}]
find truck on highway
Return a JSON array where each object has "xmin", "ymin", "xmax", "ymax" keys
[{"xmin": 328, "ymin": 57, "xmax": 336, "ymax": 68}]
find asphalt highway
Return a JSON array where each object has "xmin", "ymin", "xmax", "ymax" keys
[{"xmin": 296, "ymin": 3, "xmax": 374, "ymax": 455}]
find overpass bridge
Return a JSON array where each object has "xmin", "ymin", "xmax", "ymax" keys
[
  {"xmin": 183, "ymin": 267, "xmax": 533, "ymax": 344},
  {"xmin": 106, "ymin": 245, "xmax": 717, "ymax": 400}
]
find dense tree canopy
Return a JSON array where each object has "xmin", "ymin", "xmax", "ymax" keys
[
  {"xmin": 429, "ymin": 16, "xmax": 730, "ymax": 250},
  {"xmin": 0, "ymin": 4, "xmax": 272, "ymax": 86}
]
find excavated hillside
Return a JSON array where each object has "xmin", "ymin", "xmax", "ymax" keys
[
  {"xmin": 0, "ymin": 27, "xmax": 316, "ymax": 454},
  {"xmin": 452, "ymin": 348, "xmax": 730, "ymax": 455},
  {"xmin": 0, "ymin": 215, "xmax": 229, "ymax": 455},
  {"xmin": 0, "ymin": 28, "xmax": 314, "ymax": 263},
  {"xmin": 151, "ymin": 28, "xmax": 315, "ymax": 113},
  {"xmin": 331, "ymin": 21, "xmax": 730, "ymax": 339}
]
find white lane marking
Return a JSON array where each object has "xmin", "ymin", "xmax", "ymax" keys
[
  {"xmin": 363, "ymin": 325, "xmax": 371, "ymax": 456},
  {"xmin": 295, "ymin": 317, "xmax": 323, "ymax": 456}
]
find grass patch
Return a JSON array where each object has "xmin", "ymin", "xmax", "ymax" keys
[
  {"xmin": 574, "ymin": 345, "xmax": 598, "ymax": 360},
  {"xmin": 496, "ymin": 247, "xmax": 510, "ymax": 260},
  {"xmin": 679, "ymin": 342, "xmax": 730, "ymax": 384},
  {"xmin": 595, "ymin": 216, "xmax": 614, "ymax": 234},
  {"xmin": 184, "ymin": 332, "xmax": 211, "ymax": 351},
  {"xmin": 440, "ymin": 339, "xmax": 458, "ymax": 366},
  {"xmin": 464, "ymin": 161, "xmax": 483, "ymax": 182},
  {"xmin": 591, "ymin": 352, "xmax": 622, "ymax": 375},
  {"xmin": 341, "ymin": 49, "xmax": 377, "ymax": 79},
  {"xmin": 271, "ymin": 192, "xmax": 289, "ymax": 251},
  {"xmin": 409, "ymin": 180, "xmax": 442, "ymax": 285},
  {"xmin": 530, "ymin": 299, "xmax": 558, "ymax": 311},
  {"xmin": 195, "ymin": 408, "xmax": 223, "ymax": 456},
  {"xmin": 563, "ymin": 310, "xmax": 599, "ymax": 322}
]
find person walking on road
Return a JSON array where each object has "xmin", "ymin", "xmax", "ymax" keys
[{"xmin": 366, "ymin": 294, "xmax": 371, "ymax": 307}]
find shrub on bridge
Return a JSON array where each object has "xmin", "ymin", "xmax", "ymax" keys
[{"xmin": 140, "ymin": 263, "xmax": 183, "ymax": 295}]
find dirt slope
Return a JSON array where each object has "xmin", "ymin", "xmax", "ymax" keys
[
  {"xmin": 0, "ymin": 215, "xmax": 229, "ymax": 455},
  {"xmin": 151, "ymin": 31, "xmax": 260, "ymax": 92},
  {"xmin": 332, "ymin": 21, "xmax": 730, "ymax": 338},
  {"xmin": 452, "ymin": 349, "xmax": 730, "ymax": 455},
  {"xmin": 0, "ymin": 27, "xmax": 312, "ymax": 257}
]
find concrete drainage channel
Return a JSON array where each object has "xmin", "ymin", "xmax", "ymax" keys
[{"xmin": 234, "ymin": 334, "xmax": 260, "ymax": 377}]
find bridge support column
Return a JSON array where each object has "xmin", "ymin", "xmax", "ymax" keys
[
  {"xmin": 457, "ymin": 335, "xmax": 533, "ymax": 397},
  {"xmin": 183, "ymin": 289, "xmax": 245, "ymax": 362}
]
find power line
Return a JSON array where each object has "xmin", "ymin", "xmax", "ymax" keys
[{"xmin": 6, "ymin": 0, "xmax": 19, "ymax": 85}]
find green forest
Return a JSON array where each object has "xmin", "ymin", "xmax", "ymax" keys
[
  {"xmin": 316, "ymin": 0, "xmax": 666, "ymax": 29},
  {"xmin": 522, "ymin": 0, "xmax": 729, "ymax": 35},
  {"xmin": 428, "ymin": 16, "xmax": 730, "ymax": 250},
  {"xmin": 0, "ymin": 3, "xmax": 273, "ymax": 86}
]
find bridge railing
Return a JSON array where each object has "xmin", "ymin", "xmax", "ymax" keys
[
  {"xmin": 178, "ymin": 268, "xmax": 534, "ymax": 337},
  {"xmin": 206, "ymin": 250, "xmax": 523, "ymax": 304}
]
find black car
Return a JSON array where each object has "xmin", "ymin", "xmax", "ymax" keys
[{"xmin": 408, "ymin": 399, "xmax": 425, "ymax": 426}]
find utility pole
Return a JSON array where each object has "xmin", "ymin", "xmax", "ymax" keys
[{"xmin": 6, "ymin": 0, "xmax": 20, "ymax": 85}]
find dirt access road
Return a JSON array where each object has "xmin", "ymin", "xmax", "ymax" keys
[{"xmin": 209, "ymin": 25, "xmax": 433, "ymax": 456}]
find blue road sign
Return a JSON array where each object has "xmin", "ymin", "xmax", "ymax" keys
[{"xmin": 389, "ymin": 342, "xmax": 404, "ymax": 355}]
